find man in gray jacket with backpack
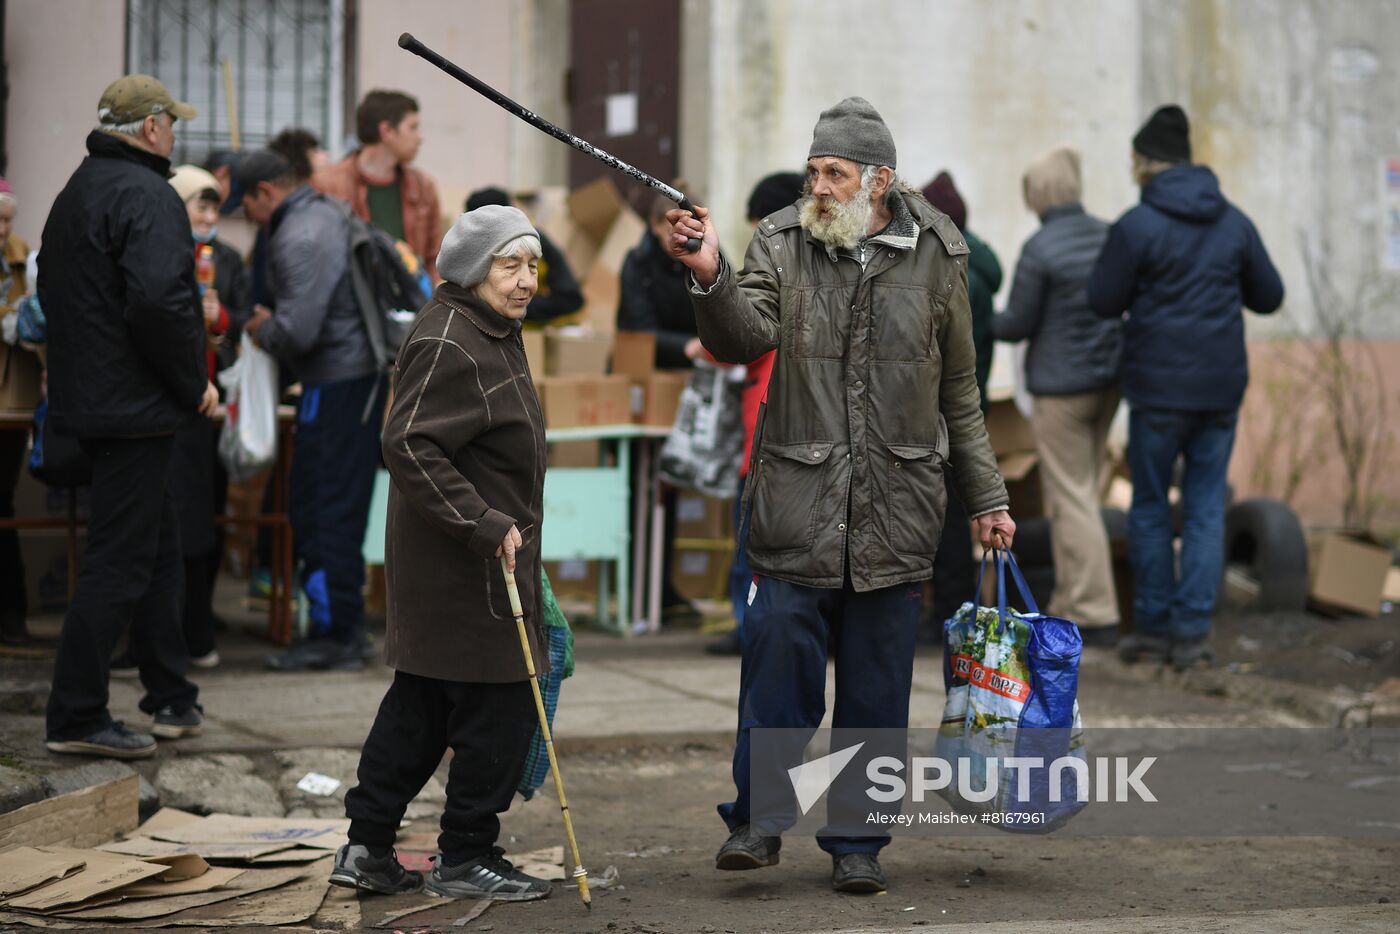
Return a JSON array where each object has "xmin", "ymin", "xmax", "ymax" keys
[{"xmin": 235, "ymin": 149, "xmax": 385, "ymax": 672}]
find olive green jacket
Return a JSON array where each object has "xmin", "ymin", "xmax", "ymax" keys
[{"xmin": 690, "ymin": 189, "xmax": 1008, "ymax": 592}]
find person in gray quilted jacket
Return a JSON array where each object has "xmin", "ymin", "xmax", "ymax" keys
[{"xmin": 992, "ymin": 144, "xmax": 1122, "ymax": 646}]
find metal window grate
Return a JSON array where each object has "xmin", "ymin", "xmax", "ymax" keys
[{"xmin": 126, "ymin": 0, "xmax": 346, "ymax": 166}]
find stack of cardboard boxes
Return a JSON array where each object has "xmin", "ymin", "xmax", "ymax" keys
[
  {"xmin": 528, "ymin": 177, "xmax": 698, "ymax": 604},
  {"xmin": 670, "ymin": 492, "xmax": 735, "ymax": 602},
  {"xmin": 524, "ymin": 176, "xmax": 689, "ymax": 433}
]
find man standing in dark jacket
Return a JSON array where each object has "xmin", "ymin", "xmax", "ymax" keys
[
  {"xmin": 238, "ymin": 150, "xmax": 384, "ymax": 673},
  {"xmin": 40, "ymin": 75, "xmax": 215, "ymax": 758},
  {"xmin": 1087, "ymin": 105, "xmax": 1283, "ymax": 670}
]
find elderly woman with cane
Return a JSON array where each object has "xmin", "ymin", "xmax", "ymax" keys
[{"xmin": 331, "ymin": 205, "xmax": 554, "ymax": 902}]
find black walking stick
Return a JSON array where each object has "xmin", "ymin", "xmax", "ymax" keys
[{"xmin": 398, "ymin": 32, "xmax": 702, "ymax": 253}]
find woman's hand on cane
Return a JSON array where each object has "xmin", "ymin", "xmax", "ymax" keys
[{"xmin": 496, "ymin": 525, "xmax": 523, "ymax": 572}]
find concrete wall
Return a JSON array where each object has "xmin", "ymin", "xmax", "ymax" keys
[
  {"xmin": 4, "ymin": 0, "xmax": 127, "ymax": 248},
  {"xmin": 686, "ymin": 0, "xmax": 1144, "ymax": 288},
  {"xmin": 1141, "ymin": 0, "xmax": 1400, "ymax": 340}
]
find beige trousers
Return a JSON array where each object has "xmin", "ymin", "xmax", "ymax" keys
[{"xmin": 1030, "ymin": 391, "xmax": 1121, "ymax": 628}]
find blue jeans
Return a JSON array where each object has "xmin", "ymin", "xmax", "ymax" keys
[
  {"xmin": 719, "ymin": 575, "xmax": 922, "ymax": 855},
  {"xmin": 1126, "ymin": 406, "xmax": 1238, "ymax": 641},
  {"xmin": 290, "ymin": 373, "xmax": 385, "ymax": 644}
]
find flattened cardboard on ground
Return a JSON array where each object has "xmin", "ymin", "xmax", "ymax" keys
[
  {"xmin": 32, "ymin": 861, "xmax": 316, "ymax": 925},
  {"xmin": 1308, "ymin": 531, "xmax": 1392, "ymax": 616},
  {"xmin": 514, "ymin": 844, "xmax": 566, "ymax": 880},
  {"xmin": 312, "ymin": 884, "xmax": 361, "ymax": 929},
  {"xmin": 98, "ymin": 836, "xmax": 294, "ymax": 862},
  {"xmin": 47, "ymin": 866, "xmax": 238, "ymax": 916},
  {"xmin": 0, "ymin": 775, "xmax": 139, "ymax": 849},
  {"xmin": 0, "ymin": 847, "xmax": 85, "ymax": 898},
  {"xmin": 145, "ymin": 857, "xmax": 329, "ymax": 928},
  {"xmin": 244, "ymin": 847, "xmax": 332, "ymax": 864},
  {"xmin": 129, "ymin": 806, "xmax": 198, "ymax": 835},
  {"xmin": 142, "ymin": 853, "xmax": 209, "ymax": 881},
  {"xmin": 2, "ymin": 848, "xmax": 168, "ymax": 912},
  {"xmin": 147, "ymin": 813, "xmax": 348, "ymax": 851}
]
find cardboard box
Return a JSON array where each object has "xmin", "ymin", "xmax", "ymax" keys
[
  {"xmin": 521, "ymin": 329, "xmax": 546, "ymax": 379},
  {"xmin": 578, "ymin": 206, "xmax": 647, "ymax": 335},
  {"xmin": 632, "ymin": 370, "xmax": 688, "ymax": 427},
  {"xmin": 538, "ymin": 375, "xmax": 632, "ymax": 428},
  {"xmin": 675, "ymin": 492, "xmax": 732, "ymax": 540},
  {"xmin": 568, "ymin": 176, "xmax": 625, "ymax": 243},
  {"xmin": 548, "ymin": 440, "xmax": 602, "ymax": 468},
  {"xmin": 1308, "ymin": 531, "xmax": 1392, "ymax": 616},
  {"xmin": 545, "ymin": 559, "xmax": 598, "ymax": 599},
  {"xmin": 545, "ymin": 330, "xmax": 612, "ymax": 376},
  {"xmin": 997, "ymin": 451, "xmax": 1043, "ymax": 519},
  {"xmin": 594, "ymin": 206, "xmax": 647, "ymax": 275},
  {"xmin": 0, "ymin": 343, "xmax": 43, "ymax": 411},
  {"xmin": 613, "ymin": 330, "xmax": 657, "ymax": 378},
  {"xmin": 579, "ymin": 262, "xmax": 621, "ymax": 335},
  {"xmin": 671, "ymin": 548, "xmax": 731, "ymax": 601},
  {"xmin": 538, "ymin": 214, "xmax": 600, "ymax": 285},
  {"xmin": 983, "ymin": 398, "xmax": 1037, "ymax": 457}
]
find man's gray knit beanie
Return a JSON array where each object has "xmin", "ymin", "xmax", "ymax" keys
[
  {"xmin": 438, "ymin": 205, "xmax": 538, "ymax": 288},
  {"xmin": 808, "ymin": 96, "xmax": 897, "ymax": 169}
]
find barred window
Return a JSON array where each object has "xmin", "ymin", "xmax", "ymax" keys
[{"xmin": 125, "ymin": 0, "xmax": 349, "ymax": 166}]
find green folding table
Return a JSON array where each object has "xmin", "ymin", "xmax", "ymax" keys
[{"xmin": 365, "ymin": 423, "xmax": 673, "ymax": 634}]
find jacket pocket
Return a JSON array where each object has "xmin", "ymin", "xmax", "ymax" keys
[
  {"xmin": 749, "ymin": 440, "xmax": 835, "ymax": 553},
  {"xmin": 886, "ymin": 443, "xmax": 948, "ymax": 555}
]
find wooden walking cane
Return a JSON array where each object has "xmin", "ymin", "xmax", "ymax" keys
[{"xmin": 499, "ymin": 556, "xmax": 592, "ymax": 911}]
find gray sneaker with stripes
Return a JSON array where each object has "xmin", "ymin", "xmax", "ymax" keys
[{"xmin": 425, "ymin": 847, "xmax": 552, "ymax": 901}]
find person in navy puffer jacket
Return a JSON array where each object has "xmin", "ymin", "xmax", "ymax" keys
[{"xmin": 1087, "ymin": 104, "xmax": 1283, "ymax": 672}]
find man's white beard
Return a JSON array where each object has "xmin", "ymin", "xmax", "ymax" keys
[{"xmin": 798, "ymin": 176, "xmax": 876, "ymax": 249}]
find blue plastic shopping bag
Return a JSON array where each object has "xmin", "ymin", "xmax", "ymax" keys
[{"xmin": 936, "ymin": 549, "xmax": 1087, "ymax": 832}]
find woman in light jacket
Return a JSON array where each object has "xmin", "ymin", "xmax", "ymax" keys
[
  {"xmin": 992, "ymin": 145, "xmax": 1123, "ymax": 647},
  {"xmin": 332, "ymin": 206, "xmax": 553, "ymax": 902}
]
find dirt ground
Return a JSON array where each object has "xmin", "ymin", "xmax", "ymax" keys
[{"xmin": 322, "ymin": 738, "xmax": 1396, "ymax": 934}]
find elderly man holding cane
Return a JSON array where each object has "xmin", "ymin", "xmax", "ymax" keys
[{"xmin": 667, "ymin": 97, "xmax": 1015, "ymax": 893}]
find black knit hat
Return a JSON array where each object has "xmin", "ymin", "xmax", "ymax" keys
[
  {"xmin": 746, "ymin": 171, "xmax": 805, "ymax": 221},
  {"xmin": 1133, "ymin": 105, "xmax": 1191, "ymax": 163}
]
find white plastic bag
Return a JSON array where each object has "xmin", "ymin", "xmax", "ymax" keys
[
  {"xmin": 217, "ymin": 332, "xmax": 279, "ymax": 480},
  {"xmin": 659, "ymin": 360, "xmax": 747, "ymax": 497}
]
